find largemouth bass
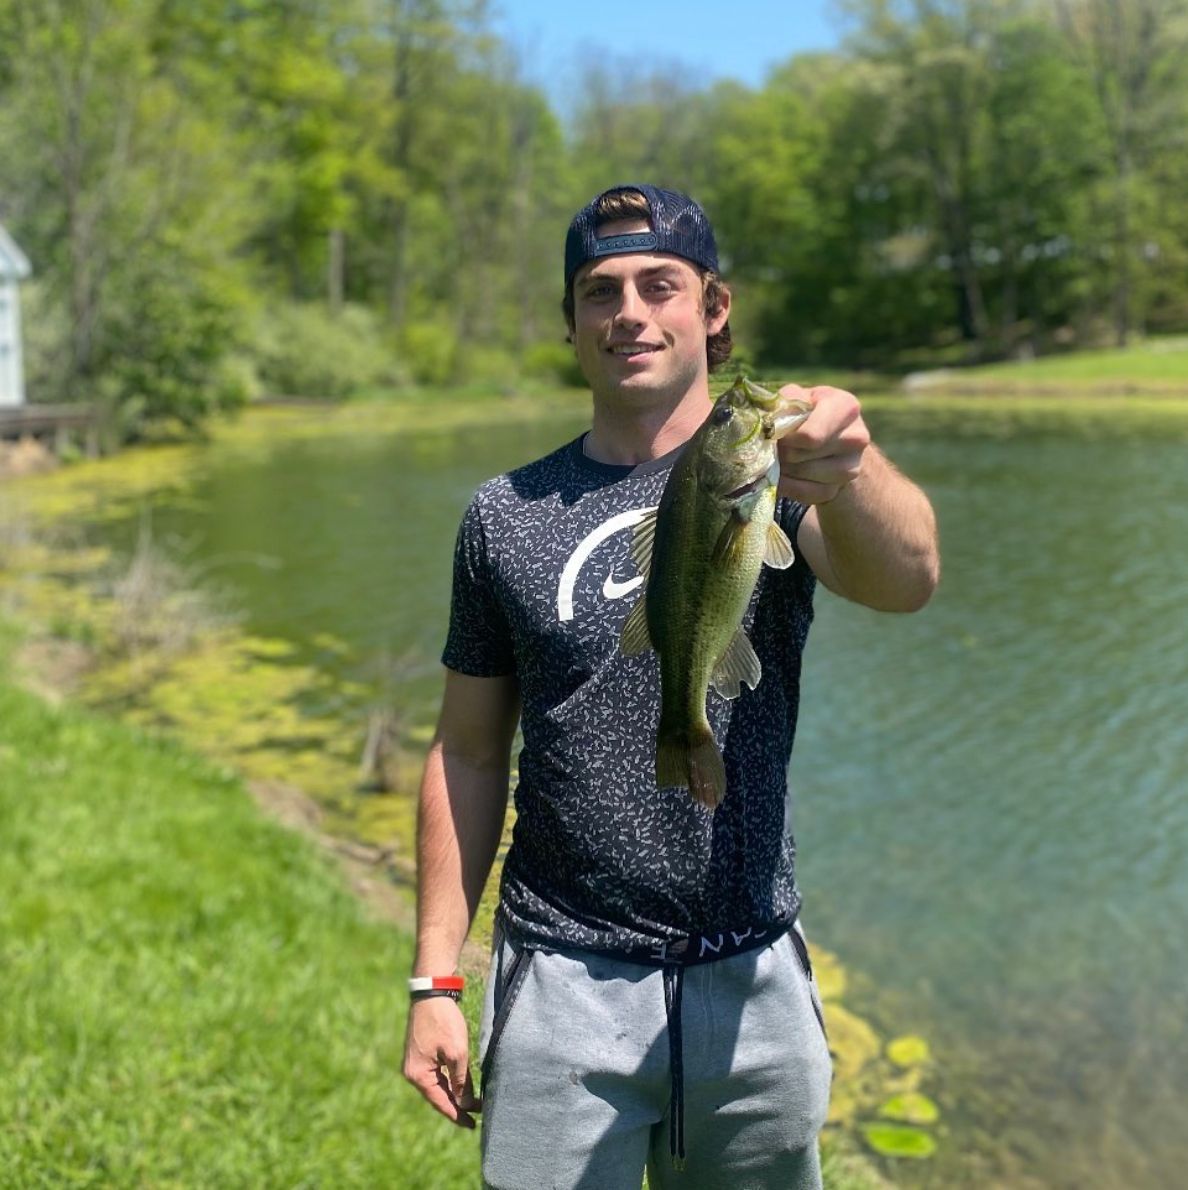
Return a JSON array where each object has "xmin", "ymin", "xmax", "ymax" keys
[{"xmin": 620, "ymin": 377, "xmax": 812, "ymax": 808}]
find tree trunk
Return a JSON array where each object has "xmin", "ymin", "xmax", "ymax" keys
[{"xmin": 328, "ymin": 227, "xmax": 344, "ymax": 315}]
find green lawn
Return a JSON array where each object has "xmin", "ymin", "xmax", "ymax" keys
[
  {"xmin": 0, "ymin": 630, "xmax": 483, "ymax": 1188},
  {"xmin": 0, "ymin": 649, "xmax": 884, "ymax": 1188},
  {"xmin": 906, "ymin": 334, "xmax": 1188, "ymax": 388}
]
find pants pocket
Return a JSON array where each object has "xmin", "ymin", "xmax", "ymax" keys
[
  {"xmin": 788, "ymin": 923, "xmax": 828, "ymax": 1041},
  {"xmin": 480, "ymin": 935, "xmax": 533, "ymax": 1093}
]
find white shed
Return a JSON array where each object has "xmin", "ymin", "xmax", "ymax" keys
[{"xmin": 0, "ymin": 222, "xmax": 32, "ymax": 408}]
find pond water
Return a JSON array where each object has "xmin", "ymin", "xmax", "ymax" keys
[{"xmin": 85, "ymin": 399, "xmax": 1188, "ymax": 1188}]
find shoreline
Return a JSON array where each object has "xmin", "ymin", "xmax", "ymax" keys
[{"xmin": 0, "ymin": 397, "xmax": 955, "ymax": 1181}]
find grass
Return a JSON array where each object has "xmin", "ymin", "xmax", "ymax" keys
[
  {"xmin": 0, "ymin": 611, "xmax": 891, "ymax": 1188},
  {"xmin": 900, "ymin": 333, "xmax": 1188, "ymax": 390},
  {"xmin": 0, "ymin": 624, "xmax": 484, "ymax": 1188}
]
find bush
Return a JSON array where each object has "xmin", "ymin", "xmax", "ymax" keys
[
  {"xmin": 252, "ymin": 302, "xmax": 406, "ymax": 399},
  {"xmin": 522, "ymin": 340, "xmax": 587, "ymax": 387},
  {"xmin": 399, "ymin": 319, "xmax": 458, "ymax": 385},
  {"xmin": 15, "ymin": 280, "xmax": 70, "ymax": 404},
  {"xmin": 98, "ymin": 252, "xmax": 252, "ymax": 440},
  {"xmin": 454, "ymin": 344, "xmax": 521, "ymax": 390}
]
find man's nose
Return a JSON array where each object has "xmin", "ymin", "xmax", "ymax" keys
[{"xmin": 614, "ymin": 284, "xmax": 647, "ymax": 327}]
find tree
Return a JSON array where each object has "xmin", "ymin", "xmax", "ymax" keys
[
  {"xmin": 1054, "ymin": 0, "xmax": 1188, "ymax": 344},
  {"xmin": 0, "ymin": 0, "xmax": 252, "ymax": 433}
]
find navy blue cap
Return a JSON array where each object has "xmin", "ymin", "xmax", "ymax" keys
[{"xmin": 564, "ymin": 184, "xmax": 719, "ymax": 288}]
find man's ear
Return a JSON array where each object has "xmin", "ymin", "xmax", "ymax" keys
[{"xmin": 706, "ymin": 283, "xmax": 731, "ymax": 336}]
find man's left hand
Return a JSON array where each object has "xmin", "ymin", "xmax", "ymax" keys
[{"xmin": 776, "ymin": 384, "xmax": 871, "ymax": 505}]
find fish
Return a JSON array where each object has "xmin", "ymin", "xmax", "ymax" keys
[{"xmin": 619, "ymin": 376, "xmax": 812, "ymax": 809}]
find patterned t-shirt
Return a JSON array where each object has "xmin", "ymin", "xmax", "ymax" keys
[{"xmin": 442, "ymin": 433, "xmax": 816, "ymax": 958}]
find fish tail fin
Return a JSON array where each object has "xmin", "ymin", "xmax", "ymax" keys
[{"xmin": 657, "ymin": 725, "xmax": 727, "ymax": 809}]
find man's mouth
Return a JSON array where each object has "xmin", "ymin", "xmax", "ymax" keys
[{"xmin": 607, "ymin": 343, "xmax": 660, "ymax": 357}]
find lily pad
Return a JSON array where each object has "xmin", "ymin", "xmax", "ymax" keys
[
  {"xmin": 861, "ymin": 1122, "xmax": 937, "ymax": 1159},
  {"xmin": 810, "ymin": 946, "xmax": 847, "ymax": 1000},
  {"xmin": 878, "ymin": 1092, "xmax": 939, "ymax": 1125},
  {"xmin": 886, "ymin": 1034, "xmax": 931, "ymax": 1068}
]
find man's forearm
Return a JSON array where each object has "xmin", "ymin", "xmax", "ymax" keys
[
  {"xmin": 413, "ymin": 742, "xmax": 510, "ymax": 975},
  {"xmin": 816, "ymin": 446, "xmax": 940, "ymax": 612}
]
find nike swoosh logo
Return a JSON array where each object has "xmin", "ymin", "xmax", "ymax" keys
[
  {"xmin": 556, "ymin": 507, "xmax": 655, "ymax": 622},
  {"xmin": 603, "ymin": 574, "xmax": 644, "ymax": 600}
]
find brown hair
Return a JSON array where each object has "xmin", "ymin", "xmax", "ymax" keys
[{"xmin": 562, "ymin": 189, "xmax": 733, "ymax": 370}]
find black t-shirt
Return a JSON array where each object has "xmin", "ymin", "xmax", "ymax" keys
[{"xmin": 443, "ymin": 435, "xmax": 816, "ymax": 957}]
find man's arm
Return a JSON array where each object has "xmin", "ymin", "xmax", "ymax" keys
[
  {"xmin": 776, "ymin": 384, "xmax": 940, "ymax": 612},
  {"xmin": 402, "ymin": 668, "xmax": 520, "ymax": 1128}
]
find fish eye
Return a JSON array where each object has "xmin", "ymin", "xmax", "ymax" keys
[{"xmin": 711, "ymin": 405, "xmax": 734, "ymax": 426}]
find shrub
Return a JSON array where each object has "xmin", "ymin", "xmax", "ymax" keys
[
  {"xmin": 522, "ymin": 340, "xmax": 587, "ymax": 387},
  {"xmin": 454, "ymin": 344, "xmax": 521, "ymax": 390},
  {"xmin": 252, "ymin": 302, "xmax": 406, "ymax": 399},
  {"xmin": 98, "ymin": 253, "xmax": 252, "ymax": 440},
  {"xmin": 399, "ymin": 319, "xmax": 458, "ymax": 385}
]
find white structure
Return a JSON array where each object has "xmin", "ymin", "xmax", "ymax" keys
[{"xmin": 0, "ymin": 222, "xmax": 32, "ymax": 408}]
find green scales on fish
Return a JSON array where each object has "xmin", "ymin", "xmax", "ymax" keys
[{"xmin": 619, "ymin": 376, "xmax": 813, "ymax": 809}]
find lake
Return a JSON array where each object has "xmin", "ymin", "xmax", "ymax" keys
[{"xmin": 81, "ymin": 397, "xmax": 1188, "ymax": 1187}]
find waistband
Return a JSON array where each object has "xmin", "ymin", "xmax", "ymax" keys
[
  {"xmin": 496, "ymin": 913, "xmax": 795, "ymax": 969},
  {"xmin": 613, "ymin": 920, "xmax": 793, "ymax": 967}
]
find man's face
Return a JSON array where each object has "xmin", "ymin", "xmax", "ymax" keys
[{"xmin": 570, "ymin": 219, "xmax": 729, "ymax": 406}]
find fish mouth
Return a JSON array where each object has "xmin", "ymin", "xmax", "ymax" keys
[{"xmin": 724, "ymin": 472, "xmax": 768, "ymax": 501}]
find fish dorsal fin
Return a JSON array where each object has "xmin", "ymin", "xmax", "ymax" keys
[
  {"xmin": 619, "ymin": 594, "xmax": 653, "ymax": 656},
  {"xmin": 710, "ymin": 628, "xmax": 762, "ymax": 700},
  {"xmin": 630, "ymin": 506, "xmax": 659, "ymax": 575},
  {"xmin": 764, "ymin": 521, "xmax": 795, "ymax": 569}
]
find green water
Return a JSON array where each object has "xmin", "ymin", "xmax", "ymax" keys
[{"xmin": 90, "ymin": 401, "xmax": 1188, "ymax": 1188}]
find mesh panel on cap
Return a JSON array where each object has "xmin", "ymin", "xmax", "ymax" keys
[{"xmin": 564, "ymin": 184, "xmax": 719, "ymax": 288}]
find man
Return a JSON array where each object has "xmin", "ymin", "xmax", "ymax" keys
[{"xmin": 402, "ymin": 184, "xmax": 940, "ymax": 1189}]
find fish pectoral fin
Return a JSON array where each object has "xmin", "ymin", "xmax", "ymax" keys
[
  {"xmin": 763, "ymin": 520, "xmax": 795, "ymax": 569},
  {"xmin": 710, "ymin": 628, "xmax": 762, "ymax": 700},
  {"xmin": 710, "ymin": 511, "xmax": 748, "ymax": 568},
  {"xmin": 629, "ymin": 506, "xmax": 659, "ymax": 576},
  {"xmin": 619, "ymin": 594, "xmax": 653, "ymax": 656}
]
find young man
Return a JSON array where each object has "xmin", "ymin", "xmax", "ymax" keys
[{"xmin": 403, "ymin": 185, "xmax": 940, "ymax": 1189}]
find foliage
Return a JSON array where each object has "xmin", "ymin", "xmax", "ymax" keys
[
  {"xmin": 877, "ymin": 1092, "xmax": 940, "ymax": 1125},
  {"xmin": 522, "ymin": 340, "xmax": 587, "ymax": 388},
  {"xmin": 399, "ymin": 319, "xmax": 460, "ymax": 386},
  {"xmin": 886, "ymin": 1034, "xmax": 932, "ymax": 1067},
  {"xmin": 252, "ymin": 302, "xmax": 408, "ymax": 399},
  {"xmin": 861, "ymin": 1123, "xmax": 938, "ymax": 1159},
  {"xmin": 5, "ymin": 0, "xmax": 1188, "ymax": 434}
]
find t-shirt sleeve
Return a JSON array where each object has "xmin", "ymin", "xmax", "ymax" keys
[
  {"xmin": 777, "ymin": 496, "xmax": 818, "ymax": 591},
  {"xmin": 778, "ymin": 496, "xmax": 810, "ymax": 543},
  {"xmin": 441, "ymin": 496, "xmax": 516, "ymax": 677}
]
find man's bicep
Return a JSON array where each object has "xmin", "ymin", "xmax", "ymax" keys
[{"xmin": 435, "ymin": 668, "xmax": 521, "ymax": 772}]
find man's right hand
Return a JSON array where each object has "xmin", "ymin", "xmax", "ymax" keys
[{"xmin": 402, "ymin": 996, "xmax": 481, "ymax": 1128}]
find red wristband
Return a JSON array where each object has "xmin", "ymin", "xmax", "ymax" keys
[{"xmin": 408, "ymin": 975, "xmax": 465, "ymax": 994}]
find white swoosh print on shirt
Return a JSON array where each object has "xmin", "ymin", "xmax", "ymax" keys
[
  {"xmin": 602, "ymin": 574, "xmax": 644, "ymax": 600},
  {"xmin": 556, "ymin": 506, "xmax": 656, "ymax": 622}
]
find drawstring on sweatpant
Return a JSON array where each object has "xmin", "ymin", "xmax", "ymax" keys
[{"xmin": 662, "ymin": 964, "xmax": 686, "ymax": 1170}]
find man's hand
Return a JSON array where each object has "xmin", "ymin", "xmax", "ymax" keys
[
  {"xmin": 775, "ymin": 384, "xmax": 871, "ymax": 505},
  {"xmin": 402, "ymin": 997, "xmax": 481, "ymax": 1128}
]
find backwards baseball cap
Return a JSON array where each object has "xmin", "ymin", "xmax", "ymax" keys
[{"xmin": 564, "ymin": 184, "xmax": 719, "ymax": 289}]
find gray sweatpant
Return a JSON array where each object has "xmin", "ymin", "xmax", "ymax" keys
[{"xmin": 477, "ymin": 925, "xmax": 832, "ymax": 1190}]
